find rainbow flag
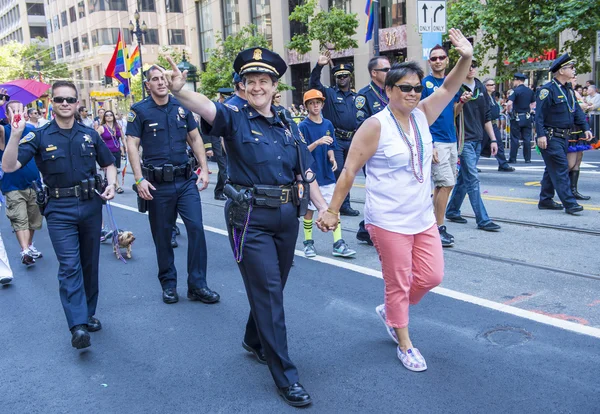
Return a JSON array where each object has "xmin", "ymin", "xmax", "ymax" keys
[
  {"xmin": 129, "ymin": 46, "xmax": 141, "ymax": 76},
  {"xmin": 365, "ymin": 0, "xmax": 376, "ymax": 43},
  {"xmin": 105, "ymin": 31, "xmax": 130, "ymax": 96}
]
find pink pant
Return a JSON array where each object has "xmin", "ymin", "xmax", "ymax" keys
[{"xmin": 367, "ymin": 224, "xmax": 444, "ymax": 329}]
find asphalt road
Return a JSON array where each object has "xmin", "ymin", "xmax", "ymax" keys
[{"xmin": 1, "ymin": 158, "xmax": 600, "ymax": 412}]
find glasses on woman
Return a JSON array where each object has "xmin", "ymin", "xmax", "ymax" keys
[
  {"xmin": 429, "ymin": 56, "xmax": 447, "ymax": 62},
  {"xmin": 393, "ymin": 84, "xmax": 424, "ymax": 93},
  {"xmin": 485, "ymin": 83, "xmax": 495, "ymax": 87},
  {"xmin": 275, "ymin": 95, "xmax": 281, "ymax": 99}
]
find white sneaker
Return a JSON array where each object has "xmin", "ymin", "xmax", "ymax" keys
[
  {"xmin": 397, "ymin": 347, "xmax": 427, "ymax": 372},
  {"xmin": 375, "ymin": 304, "xmax": 399, "ymax": 344},
  {"xmin": 0, "ymin": 274, "xmax": 13, "ymax": 285},
  {"xmin": 28, "ymin": 243, "xmax": 42, "ymax": 259}
]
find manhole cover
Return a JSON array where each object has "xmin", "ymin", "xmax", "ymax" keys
[{"xmin": 481, "ymin": 326, "xmax": 532, "ymax": 346}]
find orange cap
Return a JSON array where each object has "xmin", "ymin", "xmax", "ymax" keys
[{"xmin": 303, "ymin": 89, "xmax": 325, "ymax": 105}]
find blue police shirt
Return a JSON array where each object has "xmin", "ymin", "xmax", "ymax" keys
[
  {"xmin": 309, "ymin": 64, "xmax": 357, "ymax": 132},
  {"xmin": 299, "ymin": 117, "xmax": 337, "ymax": 186},
  {"xmin": 356, "ymin": 82, "xmax": 388, "ymax": 128},
  {"xmin": 1, "ymin": 124, "xmax": 41, "ymax": 193},
  {"xmin": 17, "ymin": 120, "xmax": 114, "ymax": 189},
  {"xmin": 508, "ymin": 84, "xmax": 535, "ymax": 112},
  {"xmin": 201, "ymin": 102, "xmax": 314, "ymax": 187},
  {"xmin": 224, "ymin": 94, "xmax": 248, "ymax": 109},
  {"xmin": 535, "ymin": 79, "xmax": 590, "ymax": 137},
  {"xmin": 421, "ymin": 75, "xmax": 459, "ymax": 143},
  {"xmin": 487, "ymin": 94, "xmax": 502, "ymax": 121},
  {"xmin": 127, "ymin": 95, "xmax": 198, "ymax": 167}
]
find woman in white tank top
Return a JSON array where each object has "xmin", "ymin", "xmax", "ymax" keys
[{"xmin": 318, "ymin": 29, "xmax": 474, "ymax": 372}]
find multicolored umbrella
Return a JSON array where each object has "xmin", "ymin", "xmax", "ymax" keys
[{"xmin": 0, "ymin": 79, "xmax": 51, "ymax": 118}]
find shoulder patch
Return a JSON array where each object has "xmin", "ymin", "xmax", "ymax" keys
[
  {"xmin": 19, "ymin": 131, "xmax": 35, "ymax": 145},
  {"xmin": 507, "ymin": 90, "xmax": 514, "ymax": 97},
  {"xmin": 355, "ymin": 96, "xmax": 366, "ymax": 109},
  {"xmin": 127, "ymin": 111, "xmax": 136, "ymax": 122},
  {"xmin": 224, "ymin": 103, "xmax": 239, "ymax": 112},
  {"xmin": 539, "ymin": 89, "xmax": 549, "ymax": 100},
  {"xmin": 298, "ymin": 131, "xmax": 307, "ymax": 144},
  {"xmin": 426, "ymin": 81, "xmax": 434, "ymax": 89}
]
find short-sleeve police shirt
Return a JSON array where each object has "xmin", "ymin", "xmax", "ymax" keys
[
  {"xmin": 127, "ymin": 95, "xmax": 198, "ymax": 167},
  {"xmin": 17, "ymin": 120, "xmax": 114, "ymax": 188}
]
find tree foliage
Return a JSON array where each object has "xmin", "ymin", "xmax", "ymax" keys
[
  {"xmin": 447, "ymin": 0, "xmax": 600, "ymax": 79},
  {"xmin": 288, "ymin": 0, "xmax": 359, "ymax": 55},
  {"xmin": 0, "ymin": 40, "xmax": 69, "ymax": 83}
]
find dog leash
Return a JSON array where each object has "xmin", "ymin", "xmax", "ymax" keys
[{"xmin": 105, "ymin": 200, "xmax": 127, "ymax": 263}]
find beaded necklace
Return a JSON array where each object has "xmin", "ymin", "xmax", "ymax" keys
[
  {"xmin": 552, "ymin": 79, "xmax": 575, "ymax": 113},
  {"xmin": 370, "ymin": 82, "xmax": 389, "ymax": 106},
  {"xmin": 387, "ymin": 107, "xmax": 425, "ymax": 183}
]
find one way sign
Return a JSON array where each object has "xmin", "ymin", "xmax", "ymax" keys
[{"xmin": 417, "ymin": 0, "xmax": 446, "ymax": 33}]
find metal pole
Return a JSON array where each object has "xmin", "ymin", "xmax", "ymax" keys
[
  {"xmin": 373, "ymin": 0, "xmax": 380, "ymax": 57},
  {"xmin": 138, "ymin": 30, "xmax": 145, "ymax": 100}
]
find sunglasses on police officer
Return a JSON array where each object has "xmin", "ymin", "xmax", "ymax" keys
[
  {"xmin": 52, "ymin": 96, "xmax": 78, "ymax": 104},
  {"xmin": 394, "ymin": 84, "xmax": 424, "ymax": 93},
  {"xmin": 336, "ymin": 74, "xmax": 350, "ymax": 80}
]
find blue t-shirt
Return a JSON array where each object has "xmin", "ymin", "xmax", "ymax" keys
[
  {"xmin": 298, "ymin": 117, "xmax": 337, "ymax": 186},
  {"xmin": 1, "ymin": 124, "xmax": 41, "ymax": 193},
  {"xmin": 421, "ymin": 75, "xmax": 459, "ymax": 143}
]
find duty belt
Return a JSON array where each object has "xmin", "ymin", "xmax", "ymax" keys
[
  {"xmin": 48, "ymin": 181, "xmax": 97, "ymax": 200},
  {"xmin": 233, "ymin": 184, "xmax": 293, "ymax": 207},
  {"xmin": 334, "ymin": 128, "xmax": 354, "ymax": 141},
  {"xmin": 142, "ymin": 162, "xmax": 191, "ymax": 183},
  {"xmin": 547, "ymin": 127, "xmax": 571, "ymax": 138}
]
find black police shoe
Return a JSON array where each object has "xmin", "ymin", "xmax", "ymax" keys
[
  {"xmin": 498, "ymin": 166, "xmax": 515, "ymax": 172},
  {"xmin": 171, "ymin": 235, "xmax": 178, "ymax": 248},
  {"xmin": 566, "ymin": 204, "xmax": 584, "ymax": 215},
  {"xmin": 70, "ymin": 325, "xmax": 91, "ymax": 349},
  {"xmin": 242, "ymin": 341, "xmax": 267, "ymax": 365},
  {"xmin": 538, "ymin": 201, "xmax": 563, "ymax": 210},
  {"xmin": 446, "ymin": 215, "xmax": 468, "ymax": 224},
  {"xmin": 187, "ymin": 287, "xmax": 220, "ymax": 304},
  {"xmin": 508, "ymin": 159, "xmax": 517, "ymax": 164},
  {"xmin": 524, "ymin": 160, "xmax": 532, "ymax": 163},
  {"xmin": 214, "ymin": 193, "xmax": 227, "ymax": 201},
  {"xmin": 162, "ymin": 288, "xmax": 179, "ymax": 304},
  {"xmin": 340, "ymin": 207, "xmax": 360, "ymax": 216},
  {"xmin": 278, "ymin": 382, "xmax": 312, "ymax": 407},
  {"xmin": 477, "ymin": 222, "xmax": 501, "ymax": 232},
  {"xmin": 87, "ymin": 316, "xmax": 102, "ymax": 332}
]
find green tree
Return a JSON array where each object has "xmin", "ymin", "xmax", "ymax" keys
[
  {"xmin": 287, "ymin": 0, "xmax": 359, "ymax": 55},
  {"xmin": 156, "ymin": 46, "xmax": 183, "ymax": 71},
  {"xmin": 447, "ymin": 0, "xmax": 600, "ymax": 79},
  {"xmin": 0, "ymin": 42, "xmax": 25, "ymax": 83}
]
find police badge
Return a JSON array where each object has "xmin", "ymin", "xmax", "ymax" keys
[
  {"xmin": 178, "ymin": 107, "xmax": 185, "ymax": 119},
  {"xmin": 83, "ymin": 134, "xmax": 93, "ymax": 143}
]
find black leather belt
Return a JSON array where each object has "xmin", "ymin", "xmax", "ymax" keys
[
  {"xmin": 142, "ymin": 163, "xmax": 190, "ymax": 183},
  {"xmin": 335, "ymin": 128, "xmax": 354, "ymax": 141},
  {"xmin": 547, "ymin": 127, "xmax": 571, "ymax": 138},
  {"xmin": 233, "ymin": 184, "xmax": 293, "ymax": 206},
  {"xmin": 48, "ymin": 185, "xmax": 92, "ymax": 199}
]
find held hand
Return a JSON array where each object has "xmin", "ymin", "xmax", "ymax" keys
[
  {"xmin": 330, "ymin": 157, "xmax": 338, "ymax": 172},
  {"xmin": 197, "ymin": 169, "xmax": 209, "ymax": 191},
  {"xmin": 316, "ymin": 210, "xmax": 339, "ymax": 232},
  {"xmin": 584, "ymin": 130, "xmax": 594, "ymax": 142},
  {"xmin": 100, "ymin": 184, "xmax": 115, "ymax": 201},
  {"xmin": 164, "ymin": 56, "xmax": 188, "ymax": 93},
  {"xmin": 491, "ymin": 142, "xmax": 498, "ymax": 157},
  {"xmin": 537, "ymin": 136, "xmax": 547, "ymax": 150},
  {"xmin": 448, "ymin": 28, "xmax": 473, "ymax": 59},
  {"xmin": 320, "ymin": 136, "xmax": 333, "ymax": 145},
  {"xmin": 432, "ymin": 147, "xmax": 439, "ymax": 164},
  {"xmin": 0, "ymin": 87, "xmax": 8, "ymax": 107},
  {"xmin": 7, "ymin": 103, "xmax": 26, "ymax": 131},
  {"xmin": 138, "ymin": 178, "xmax": 156, "ymax": 200}
]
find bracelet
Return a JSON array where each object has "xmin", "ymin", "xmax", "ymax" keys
[
  {"xmin": 326, "ymin": 208, "xmax": 339, "ymax": 215},
  {"xmin": 135, "ymin": 177, "xmax": 145, "ymax": 185},
  {"xmin": 491, "ymin": 140, "xmax": 497, "ymax": 143}
]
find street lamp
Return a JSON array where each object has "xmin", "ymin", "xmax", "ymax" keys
[
  {"xmin": 177, "ymin": 51, "xmax": 198, "ymax": 92},
  {"xmin": 129, "ymin": 10, "xmax": 147, "ymax": 99}
]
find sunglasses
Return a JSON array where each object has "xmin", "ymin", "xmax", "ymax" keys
[
  {"xmin": 53, "ymin": 96, "xmax": 77, "ymax": 104},
  {"xmin": 394, "ymin": 84, "xmax": 424, "ymax": 93},
  {"xmin": 429, "ymin": 56, "xmax": 447, "ymax": 62},
  {"xmin": 274, "ymin": 95, "xmax": 281, "ymax": 99},
  {"xmin": 470, "ymin": 64, "xmax": 478, "ymax": 69},
  {"xmin": 336, "ymin": 74, "xmax": 349, "ymax": 79},
  {"xmin": 485, "ymin": 83, "xmax": 495, "ymax": 87},
  {"xmin": 373, "ymin": 68, "xmax": 390, "ymax": 73}
]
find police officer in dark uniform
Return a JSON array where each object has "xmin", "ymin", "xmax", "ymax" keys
[
  {"xmin": 2, "ymin": 81, "xmax": 117, "ymax": 349},
  {"xmin": 535, "ymin": 54, "xmax": 593, "ymax": 214},
  {"xmin": 309, "ymin": 51, "xmax": 359, "ymax": 216},
  {"xmin": 507, "ymin": 72, "xmax": 535, "ymax": 163},
  {"xmin": 126, "ymin": 65, "xmax": 220, "ymax": 305},
  {"xmin": 163, "ymin": 48, "xmax": 329, "ymax": 407},
  {"xmin": 483, "ymin": 78, "xmax": 514, "ymax": 171},
  {"xmin": 207, "ymin": 87, "xmax": 234, "ymax": 201},
  {"xmin": 225, "ymin": 72, "xmax": 248, "ymax": 108}
]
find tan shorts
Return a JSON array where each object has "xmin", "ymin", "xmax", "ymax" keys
[
  {"xmin": 432, "ymin": 142, "xmax": 458, "ymax": 187},
  {"xmin": 308, "ymin": 183, "xmax": 335, "ymax": 211},
  {"xmin": 5, "ymin": 189, "xmax": 43, "ymax": 231}
]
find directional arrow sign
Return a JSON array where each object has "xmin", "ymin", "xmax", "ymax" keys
[{"xmin": 417, "ymin": 0, "xmax": 447, "ymax": 33}]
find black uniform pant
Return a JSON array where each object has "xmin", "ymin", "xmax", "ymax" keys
[
  {"xmin": 492, "ymin": 124, "xmax": 510, "ymax": 169},
  {"xmin": 212, "ymin": 138, "xmax": 228, "ymax": 197},
  {"xmin": 148, "ymin": 176, "xmax": 208, "ymax": 290},
  {"xmin": 45, "ymin": 196, "xmax": 103, "ymax": 329},
  {"xmin": 334, "ymin": 138, "xmax": 352, "ymax": 210},
  {"xmin": 225, "ymin": 200, "xmax": 299, "ymax": 388},
  {"xmin": 539, "ymin": 135, "xmax": 578, "ymax": 209},
  {"xmin": 509, "ymin": 117, "xmax": 533, "ymax": 162}
]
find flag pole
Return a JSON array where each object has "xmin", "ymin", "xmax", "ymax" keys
[{"xmin": 373, "ymin": 0, "xmax": 380, "ymax": 57}]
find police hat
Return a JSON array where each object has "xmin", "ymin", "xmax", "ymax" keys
[
  {"xmin": 332, "ymin": 63, "xmax": 354, "ymax": 77},
  {"xmin": 232, "ymin": 72, "xmax": 242, "ymax": 84},
  {"xmin": 218, "ymin": 87, "xmax": 234, "ymax": 95},
  {"xmin": 550, "ymin": 53, "xmax": 576, "ymax": 73},
  {"xmin": 233, "ymin": 47, "xmax": 287, "ymax": 78},
  {"xmin": 514, "ymin": 72, "xmax": 527, "ymax": 80}
]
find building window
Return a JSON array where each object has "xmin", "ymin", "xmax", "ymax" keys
[
  {"xmin": 329, "ymin": 0, "xmax": 350, "ymax": 12},
  {"xmin": 26, "ymin": 3, "xmax": 45, "ymax": 15},
  {"xmin": 53, "ymin": 15, "xmax": 59, "ymax": 31},
  {"xmin": 81, "ymin": 33, "xmax": 89, "ymax": 50},
  {"xmin": 73, "ymin": 37, "xmax": 79, "ymax": 53},
  {"xmin": 50, "ymin": 48, "xmax": 56, "ymax": 61},
  {"xmin": 250, "ymin": 0, "xmax": 271, "ymax": 44},
  {"xmin": 64, "ymin": 41, "xmax": 71, "ymax": 56},
  {"xmin": 75, "ymin": 69, "xmax": 83, "ymax": 89},
  {"xmin": 46, "ymin": 19, "xmax": 52, "ymax": 34},
  {"xmin": 69, "ymin": 6, "xmax": 77, "ymax": 22},
  {"xmin": 168, "ymin": 29, "xmax": 185, "ymax": 45},
  {"xmin": 290, "ymin": 63, "xmax": 310, "ymax": 106},
  {"xmin": 29, "ymin": 26, "xmax": 47, "ymax": 39},
  {"xmin": 85, "ymin": 67, "xmax": 92, "ymax": 87},
  {"xmin": 288, "ymin": 0, "xmax": 307, "ymax": 39},
  {"xmin": 88, "ymin": 0, "xmax": 128, "ymax": 13},
  {"xmin": 78, "ymin": 1, "xmax": 86, "ymax": 17},
  {"xmin": 138, "ymin": 0, "xmax": 155, "ymax": 12},
  {"xmin": 122, "ymin": 28, "xmax": 131, "ymax": 44},
  {"xmin": 56, "ymin": 44, "xmax": 63, "ymax": 58},
  {"xmin": 61, "ymin": 10, "xmax": 67, "ymax": 26},
  {"xmin": 143, "ymin": 28, "xmax": 159, "ymax": 44},
  {"xmin": 221, "ymin": 0, "xmax": 239, "ymax": 38},
  {"xmin": 199, "ymin": 0, "xmax": 214, "ymax": 63},
  {"xmin": 166, "ymin": 0, "xmax": 182, "ymax": 13},
  {"xmin": 380, "ymin": 0, "xmax": 406, "ymax": 28}
]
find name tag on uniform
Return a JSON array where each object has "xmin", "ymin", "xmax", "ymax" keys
[
  {"xmin": 149, "ymin": 123, "xmax": 158, "ymax": 136},
  {"xmin": 251, "ymin": 130, "xmax": 263, "ymax": 136},
  {"xmin": 46, "ymin": 145, "xmax": 57, "ymax": 152}
]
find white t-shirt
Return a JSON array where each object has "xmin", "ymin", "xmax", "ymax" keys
[{"xmin": 364, "ymin": 107, "xmax": 435, "ymax": 235}]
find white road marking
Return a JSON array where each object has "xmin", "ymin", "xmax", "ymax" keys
[{"xmin": 110, "ymin": 201, "xmax": 600, "ymax": 340}]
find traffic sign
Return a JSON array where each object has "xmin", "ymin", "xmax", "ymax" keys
[{"xmin": 417, "ymin": 0, "xmax": 446, "ymax": 33}]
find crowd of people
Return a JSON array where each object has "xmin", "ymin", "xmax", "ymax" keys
[{"xmin": 0, "ymin": 25, "xmax": 597, "ymax": 409}]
